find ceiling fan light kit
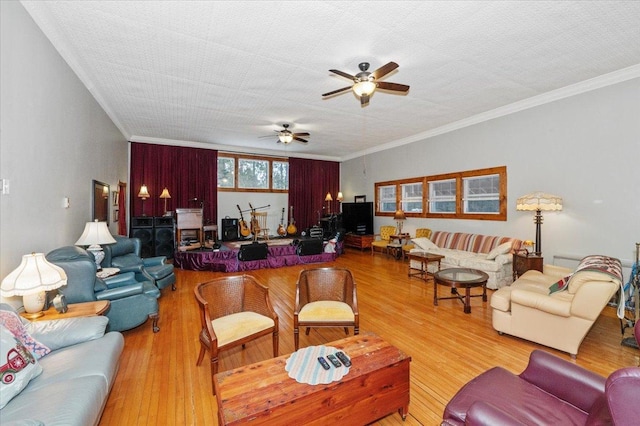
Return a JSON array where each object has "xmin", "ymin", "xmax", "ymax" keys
[{"xmin": 323, "ymin": 61, "xmax": 410, "ymax": 106}]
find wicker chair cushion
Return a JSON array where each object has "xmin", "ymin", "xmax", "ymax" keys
[
  {"xmin": 298, "ymin": 301, "xmax": 354, "ymax": 322},
  {"xmin": 211, "ymin": 312, "xmax": 274, "ymax": 346}
]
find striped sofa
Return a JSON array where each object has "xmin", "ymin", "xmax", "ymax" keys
[{"xmin": 409, "ymin": 231, "xmax": 523, "ymax": 289}]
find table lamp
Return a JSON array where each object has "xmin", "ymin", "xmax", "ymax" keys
[
  {"xmin": 1, "ymin": 253, "xmax": 68, "ymax": 318},
  {"xmin": 75, "ymin": 220, "xmax": 117, "ymax": 270},
  {"xmin": 394, "ymin": 209, "xmax": 406, "ymax": 234},
  {"xmin": 159, "ymin": 187, "xmax": 171, "ymax": 215},
  {"xmin": 325, "ymin": 192, "xmax": 333, "ymax": 214},
  {"xmin": 138, "ymin": 184, "xmax": 150, "ymax": 216},
  {"xmin": 516, "ymin": 192, "xmax": 563, "ymax": 256}
]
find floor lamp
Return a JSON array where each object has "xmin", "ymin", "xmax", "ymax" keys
[{"xmin": 516, "ymin": 192, "xmax": 563, "ymax": 256}]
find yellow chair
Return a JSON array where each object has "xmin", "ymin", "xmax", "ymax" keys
[
  {"xmin": 194, "ymin": 275, "xmax": 279, "ymax": 394},
  {"xmin": 402, "ymin": 228, "xmax": 433, "ymax": 260},
  {"xmin": 294, "ymin": 268, "xmax": 359, "ymax": 350},
  {"xmin": 371, "ymin": 225, "xmax": 397, "ymax": 256}
]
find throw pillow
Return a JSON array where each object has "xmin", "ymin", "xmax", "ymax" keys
[
  {"xmin": 486, "ymin": 242, "xmax": 513, "ymax": 260},
  {"xmin": 549, "ymin": 275, "xmax": 572, "ymax": 294},
  {"xmin": 24, "ymin": 316, "xmax": 109, "ymax": 352},
  {"xmin": 412, "ymin": 237, "xmax": 438, "ymax": 251},
  {"xmin": 0, "ymin": 325, "xmax": 43, "ymax": 409},
  {"xmin": 0, "ymin": 311, "xmax": 50, "ymax": 359}
]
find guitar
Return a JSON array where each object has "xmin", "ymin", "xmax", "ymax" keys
[
  {"xmin": 236, "ymin": 204, "xmax": 251, "ymax": 237},
  {"xmin": 249, "ymin": 203, "xmax": 261, "ymax": 235},
  {"xmin": 286, "ymin": 206, "xmax": 297, "ymax": 235},
  {"xmin": 277, "ymin": 208, "xmax": 287, "ymax": 236}
]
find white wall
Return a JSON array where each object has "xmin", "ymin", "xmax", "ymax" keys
[
  {"xmin": 341, "ymin": 78, "xmax": 640, "ymax": 269},
  {"xmin": 0, "ymin": 1, "xmax": 128, "ymax": 278}
]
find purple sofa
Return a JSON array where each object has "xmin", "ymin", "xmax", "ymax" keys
[{"xmin": 442, "ymin": 323, "xmax": 640, "ymax": 425}]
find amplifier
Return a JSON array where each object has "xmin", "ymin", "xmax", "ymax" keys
[
  {"xmin": 221, "ymin": 218, "xmax": 239, "ymax": 241},
  {"xmin": 297, "ymin": 238, "xmax": 324, "ymax": 256},
  {"xmin": 238, "ymin": 242, "xmax": 268, "ymax": 261}
]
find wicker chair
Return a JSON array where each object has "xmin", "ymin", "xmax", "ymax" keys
[
  {"xmin": 294, "ymin": 267, "xmax": 359, "ymax": 350},
  {"xmin": 194, "ymin": 275, "xmax": 279, "ymax": 394},
  {"xmin": 402, "ymin": 228, "xmax": 433, "ymax": 260},
  {"xmin": 371, "ymin": 225, "xmax": 397, "ymax": 256}
]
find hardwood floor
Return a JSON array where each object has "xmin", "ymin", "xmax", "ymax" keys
[{"xmin": 100, "ymin": 249, "xmax": 639, "ymax": 425}]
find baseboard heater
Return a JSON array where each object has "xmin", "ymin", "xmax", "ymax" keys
[{"xmin": 238, "ymin": 242, "xmax": 268, "ymax": 261}]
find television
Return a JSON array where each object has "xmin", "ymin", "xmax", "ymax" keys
[{"xmin": 341, "ymin": 202, "xmax": 373, "ymax": 235}]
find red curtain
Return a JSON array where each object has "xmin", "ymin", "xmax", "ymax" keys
[
  {"xmin": 129, "ymin": 143, "xmax": 218, "ymax": 224},
  {"xmin": 288, "ymin": 158, "xmax": 340, "ymax": 231},
  {"xmin": 117, "ymin": 181, "xmax": 127, "ymax": 236}
]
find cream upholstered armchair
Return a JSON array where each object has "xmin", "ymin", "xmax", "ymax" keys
[
  {"xmin": 371, "ymin": 225, "xmax": 397, "ymax": 256},
  {"xmin": 402, "ymin": 228, "xmax": 432, "ymax": 260},
  {"xmin": 294, "ymin": 268, "xmax": 359, "ymax": 350},
  {"xmin": 194, "ymin": 275, "xmax": 279, "ymax": 394},
  {"xmin": 491, "ymin": 255, "xmax": 622, "ymax": 358}
]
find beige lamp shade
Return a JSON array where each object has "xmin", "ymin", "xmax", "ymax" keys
[
  {"xmin": 337, "ymin": 192, "xmax": 344, "ymax": 202},
  {"xmin": 138, "ymin": 184, "xmax": 150, "ymax": 199},
  {"xmin": 1, "ymin": 253, "xmax": 67, "ymax": 296},
  {"xmin": 75, "ymin": 220, "xmax": 117, "ymax": 246},
  {"xmin": 516, "ymin": 192, "xmax": 563, "ymax": 211},
  {"xmin": 325, "ymin": 192, "xmax": 333, "ymax": 202},
  {"xmin": 159, "ymin": 188, "xmax": 171, "ymax": 199}
]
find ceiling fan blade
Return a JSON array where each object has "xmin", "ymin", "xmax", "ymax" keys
[
  {"xmin": 360, "ymin": 93, "xmax": 370, "ymax": 106},
  {"xmin": 293, "ymin": 137, "xmax": 308, "ymax": 143},
  {"xmin": 371, "ymin": 62, "xmax": 399, "ymax": 80},
  {"xmin": 322, "ymin": 86, "xmax": 352, "ymax": 97},
  {"xmin": 329, "ymin": 69, "xmax": 356, "ymax": 80},
  {"xmin": 377, "ymin": 81, "xmax": 410, "ymax": 93},
  {"xmin": 293, "ymin": 132, "xmax": 310, "ymax": 137}
]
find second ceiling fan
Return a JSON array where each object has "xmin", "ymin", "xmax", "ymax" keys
[
  {"xmin": 264, "ymin": 124, "xmax": 310, "ymax": 144},
  {"xmin": 322, "ymin": 61, "xmax": 410, "ymax": 106}
]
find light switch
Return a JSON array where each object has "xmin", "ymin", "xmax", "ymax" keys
[
  {"xmin": 1, "ymin": 179, "xmax": 9, "ymax": 195},
  {"xmin": 63, "ymin": 197, "xmax": 70, "ymax": 208}
]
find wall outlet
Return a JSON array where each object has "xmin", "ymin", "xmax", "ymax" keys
[{"xmin": 1, "ymin": 179, "xmax": 9, "ymax": 195}]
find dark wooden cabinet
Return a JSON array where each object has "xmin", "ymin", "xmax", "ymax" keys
[
  {"xmin": 344, "ymin": 234, "xmax": 374, "ymax": 251},
  {"xmin": 513, "ymin": 252, "xmax": 543, "ymax": 280}
]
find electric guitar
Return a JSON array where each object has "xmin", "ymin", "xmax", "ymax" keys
[
  {"xmin": 236, "ymin": 204, "xmax": 251, "ymax": 237},
  {"xmin": 249, "ymin": 203, "xmax": 261, "ymax": 235},
  {"xmin": 286, "ymin": 206, "xmax": 297, "ymax": 235},
  {"xmin": 277, "ymin": 208, "xmax": 287, "ymax": 236}
]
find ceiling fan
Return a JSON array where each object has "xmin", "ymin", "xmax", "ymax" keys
[
  {"xmin": 322, "ymin": 61, "xmax": 410, "ymax": 106},
  {"xmin": 263, "ymin": 124, "xmax": 310, "ymax": 144}
]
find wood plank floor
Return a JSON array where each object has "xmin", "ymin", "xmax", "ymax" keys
[{"xmin": 100, "ymin": 249, "xmax": 639, "ymax": 425}]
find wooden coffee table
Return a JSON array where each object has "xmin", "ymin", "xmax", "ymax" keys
[
  {"xmin": 433, "ymin": 268, "xmax": 489, "ymax": 314},
  {"xmin": 214, "ymin": 332, "xmax": 411, "ymax": 425},
  {"xmin": 408, "ymin": 252, "xmax": 445, "ymax": 281}
]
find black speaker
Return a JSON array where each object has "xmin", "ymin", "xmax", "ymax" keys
[
  {"xmin": 131, "ymin": 217, "xmax": 154, "ymax": 258},
  {"xmin": 297, "ymin": 239, "xmax": 324, "ymax": 256},
  {"xmin": 221, "ymin": 218, "xmax": 239, "ymax": 241},
  {"xmin": 238, "ymin": 242, "xmax": 268, "ymax": 261}
]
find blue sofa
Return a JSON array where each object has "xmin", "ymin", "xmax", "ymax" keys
[
  {"xmin": 0, "ymin": 303, "xmax": 124, "ymax": 425},
  {"xmin": 46, "ymin": 246, "xmax": 160, "ymax": 333}
]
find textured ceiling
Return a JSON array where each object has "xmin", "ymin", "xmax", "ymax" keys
[{"xmin": 21, "ymin": 1, "xmax": 640, "ymax": 161}]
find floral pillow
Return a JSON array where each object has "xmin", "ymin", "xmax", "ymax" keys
[
  {"xmin": 486, "ymin": 242, "xmax": 513, "ymax": 260},
  {"xmin": 0, "ymin": 325, "xmax": 43, "ymax": 409},
  {"xmin": 0, "ymin": 310, "xmax": 51, "ymax": 359}
]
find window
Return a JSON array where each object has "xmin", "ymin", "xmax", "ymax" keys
[
  {"xmin": 217, "ymin": 153, "xmax": 288, "ymax": 192},
  {"xmin": 401, "ymin": 182, "xmax": 423, "ymax": 213},
  {"xmin": 272, "ymin": 161, "xmax": 289, "ymax": 190},
  {"xmin": 377, "ymin": 185, "xmax": 396, "ymax": 213},
  {"xmin": 217, "ymin": 157, "xmax": 235, "ymax": 188},
  {"xmin": 428, "ymin": 179, "xmax": 456, "ymax": 213},
  {"xmin": 463, "ymin": 174, "xmax": 500, "ymax": 214},
  {"xmin": 375, "ymin": 166, "xmax": 507, "ymax": 221}
]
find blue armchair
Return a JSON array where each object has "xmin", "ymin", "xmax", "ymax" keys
[
  {"xmin": 103, "ymin": 235, "xmax": 176, "ymax": 291},
  {"xmin": 46, "ymin": 246, "xmax": 160, "ymax": 332}
]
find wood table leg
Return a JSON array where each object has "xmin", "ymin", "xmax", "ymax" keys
[{"xmin": 464, "ymin": 286, "xmax": 471, "ymax": 314}]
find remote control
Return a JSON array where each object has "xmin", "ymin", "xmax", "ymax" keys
[
  {"xmin": 335, "ymin": 351, "xmax": 352, "ymax": 367},
  {"xmin": 317, "ymin": 356, "xmax": 331, "ymax": 370},
  {"xmin": 326, "ymin": 353, "xmax": 342, "ymax": 368}
]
